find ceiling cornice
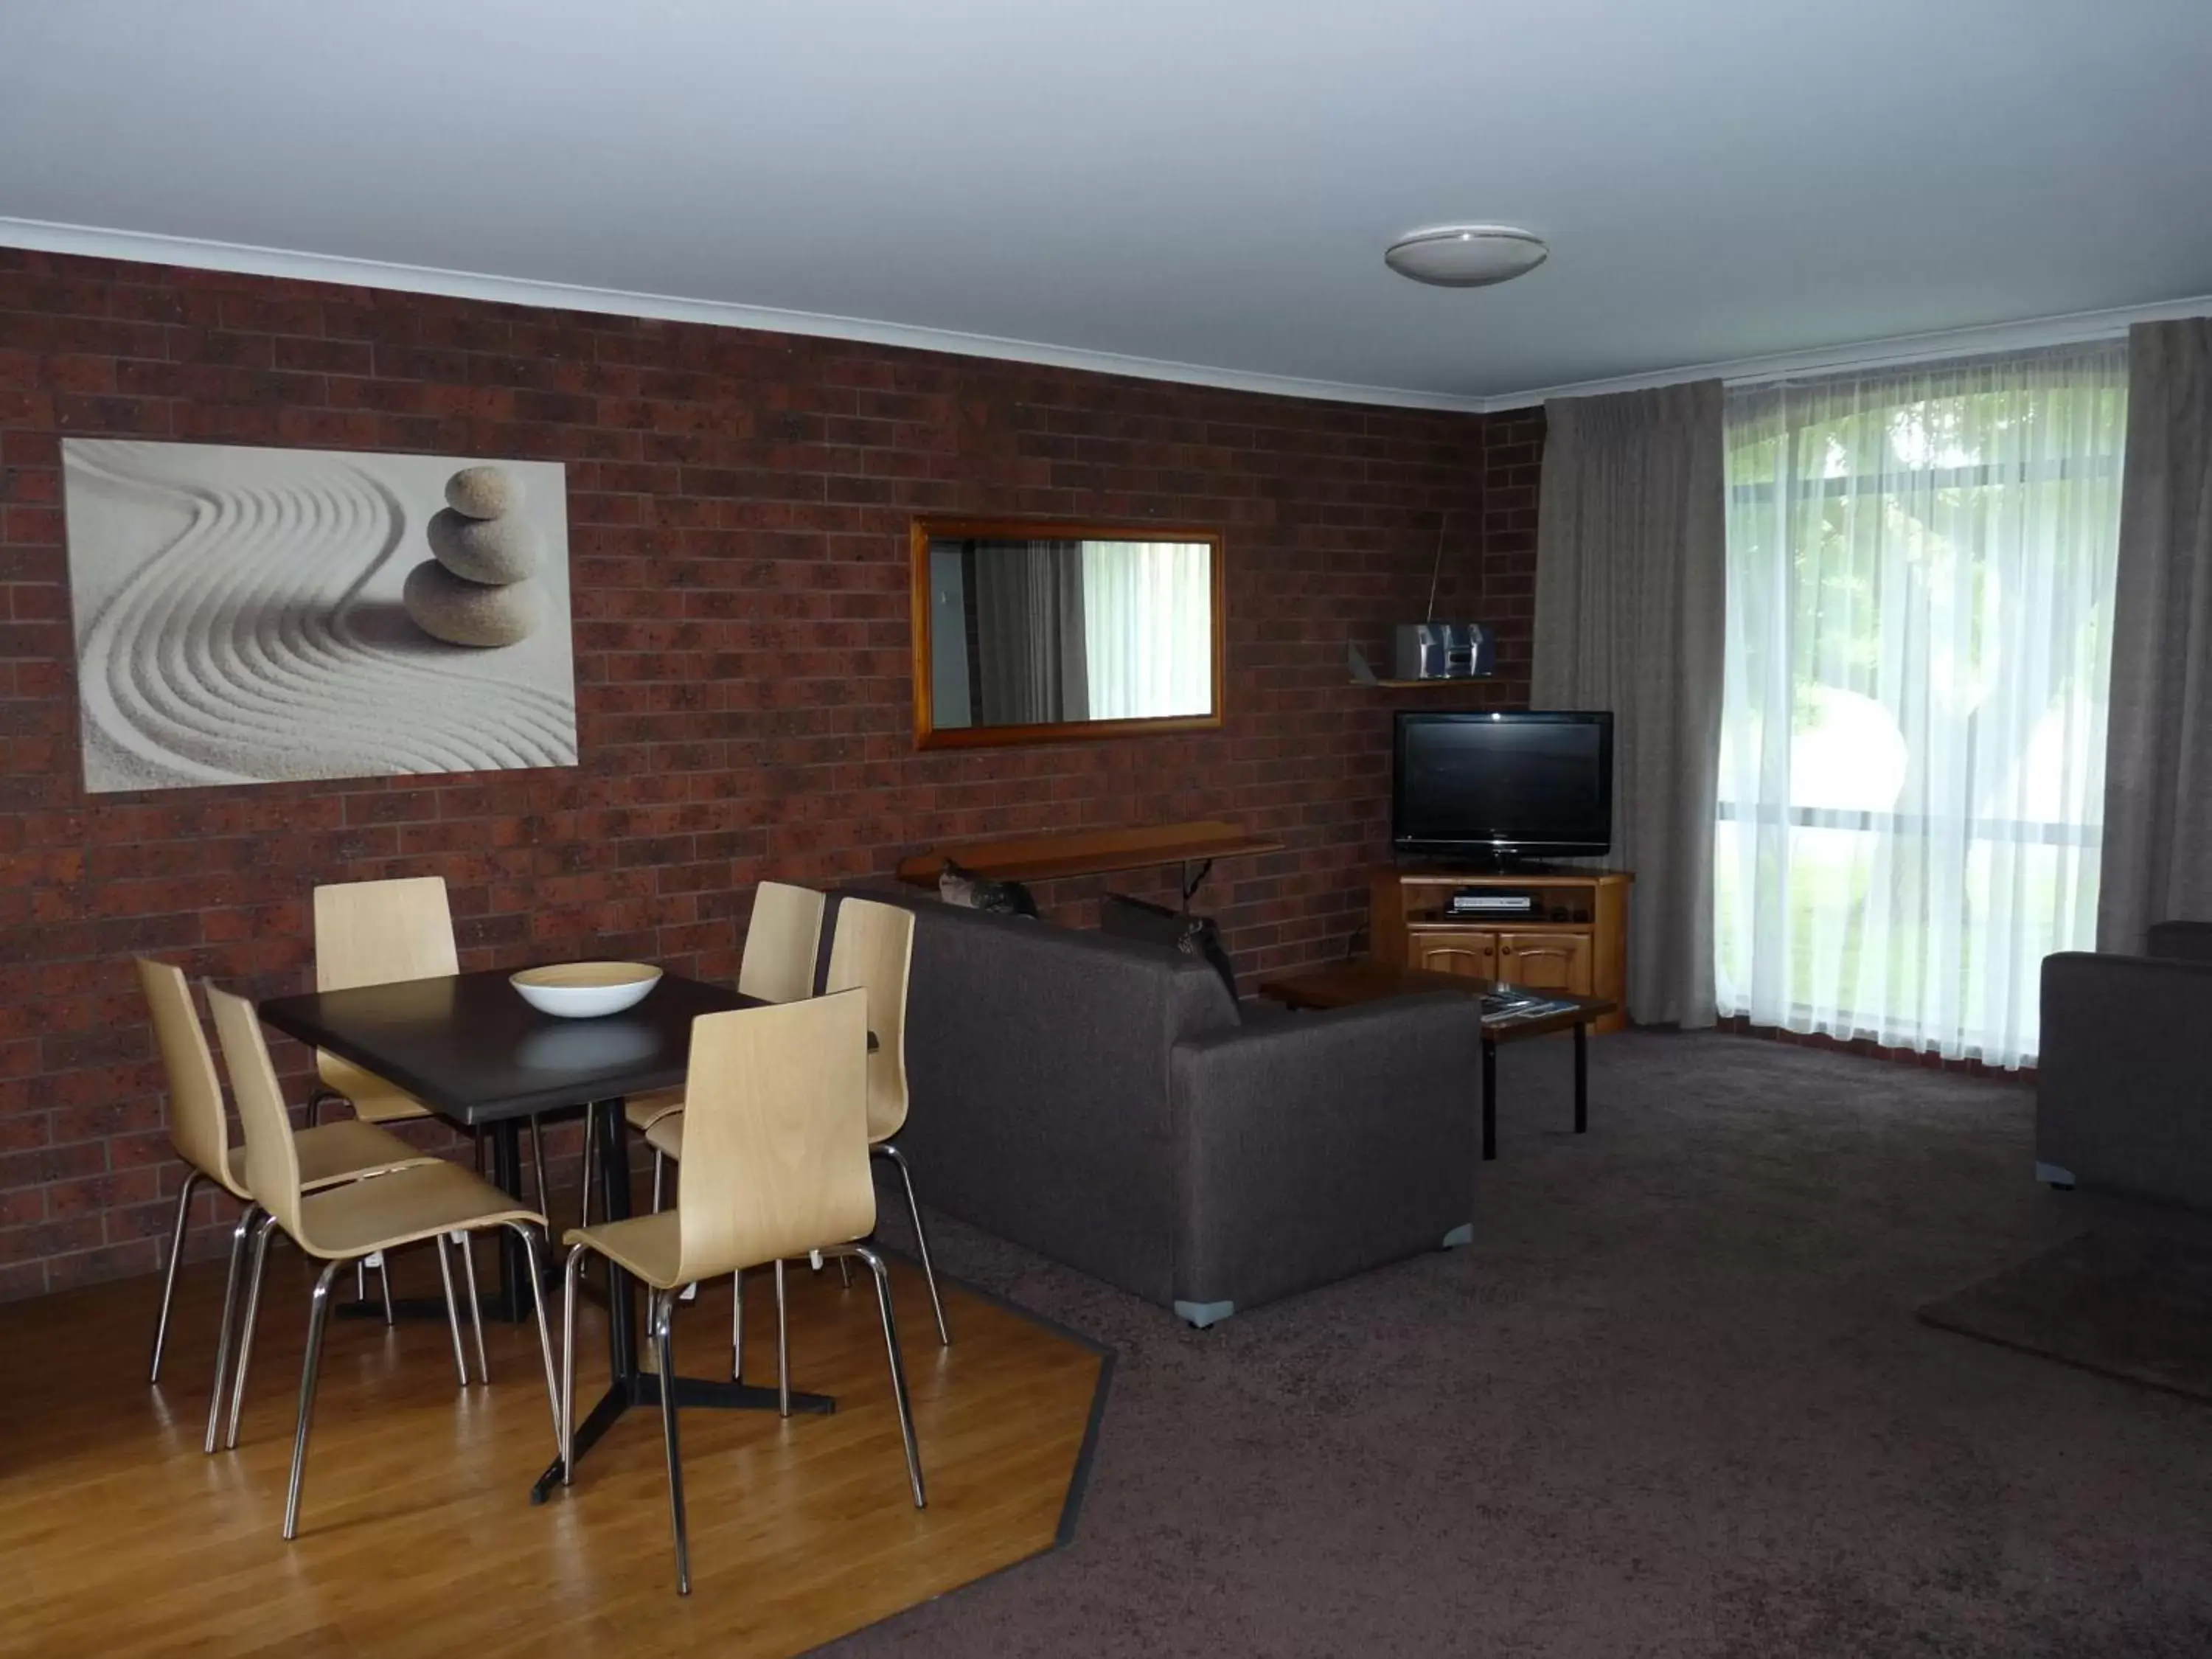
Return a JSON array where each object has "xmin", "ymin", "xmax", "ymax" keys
[
  {"xmin": 5, "ymin": 216, "xmax": 2209, "ymax": 417},
  {"xmin": 1487, "ymin": 293, "xmax": 2212, "ymax": 410},
  {"xmin": 0, "ymin": 215, "xmax": 1492, "ymax": 414}
]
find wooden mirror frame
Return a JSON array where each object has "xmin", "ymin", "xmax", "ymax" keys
[{"xmin": 909, "ymin": 515, "xmax": 1227, "ymax": 751}]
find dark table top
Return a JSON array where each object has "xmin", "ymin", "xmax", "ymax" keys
[
  {"xmin": 1256, "ymin": 959, "xmax": 1615, "ymax": 1042},
  {"xmin": 259, "ymin": 968, "xmax": 762, "ymax": 1124}
]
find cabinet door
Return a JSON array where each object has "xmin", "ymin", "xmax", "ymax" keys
[
  {"xmin": 1411, "ymin": 931, "xmax": 1495, "ymax": 980},
  {"xmin": 1496, "ymin": 931, "xmax": 1592, "ymax": 994}
]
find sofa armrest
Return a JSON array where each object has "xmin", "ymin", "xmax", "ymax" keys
[
  {"xmin": 2038, "ymin": 951, "xmax": 2212, "ymax": 1203},
  {"xmin": 1169, "ymin": 992, "xmax": 1484, "ymax": 1318}
]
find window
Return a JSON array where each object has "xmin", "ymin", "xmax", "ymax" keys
[{"xmin": 1715, "ymin": 344, "xmax": 2128, "ymax": 1068}]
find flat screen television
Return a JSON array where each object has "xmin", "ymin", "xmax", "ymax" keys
[{"xmin": 1391, "ymin": 710, "xmax": 1613, "ymax": 863}]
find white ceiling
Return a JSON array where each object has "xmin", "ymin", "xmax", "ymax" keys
[{"xmin": 5, "ymin": 1, "xmax": 2211, "ymax": 408}]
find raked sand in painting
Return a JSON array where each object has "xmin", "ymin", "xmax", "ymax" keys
[{"xmin": 62, "ymin": 440, "xmax": 577, "ymax": 793}]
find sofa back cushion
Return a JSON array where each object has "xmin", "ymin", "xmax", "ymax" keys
[
  {"xmin": 830, "ymin": 884, "xmax": 1237, "ymax": 1302},
  {"xmin": 2147, "ymin": 921, "xmax": 2212, "ymax": 964}
]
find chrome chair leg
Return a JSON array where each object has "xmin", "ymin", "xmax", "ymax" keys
[
  {"xmin": 355, "ymin": 1256, "xmax": 369, "ymax": 1304},
  {"xmin": 653, "ymin": 1290, "xmax": 691, "ymax": 1595},
  {"xmin": 432, "ymin": 1234, "xmax": 470, "ymax": 1387},
  {"xmin": 875, "ymin": 1141, "xmax": 950, "ymax": 1345},
  {"xmin": 204, "ymin": 1203, "xmax": 257, "ymax": 1454},
  {"xmin": 456, "ymin": 1230, "xmax": 490, "ymax": 1384},
  {"xmin": 837, "ymin": 1253, "xmax": 852, "ymax": 1289},
  {"xmin": 529, "ymin": 1114, "xmax": 550, "ymax": 1211},
  {"xmin": 774, "ymin": 1258, "xmax": 790, "ymax": 1417},
  {"xmin": 559, "ymin": 1243, "xmax": 589, "ymax": 1488},
  {"xmin": 149, "ymin": 1167, "xmax": 203, "ymax": 1382},
  {"xmin": 376, "ymin": 1251, "xmax": 395, "ymax": 1324},
  {"xmin": 225, "ymin": 1212, "xmax": 281, "ymax": 1450},
  {"xmin": 852, "ymin": 1243, "xmax": 926, "ymax": 1509},
  {"xmin": 650, "ymin": 1148, "xmax": 666, "ymax": 1214},
  {"xmin": 508, "ymin": 1222, "xmax": 562, "ymax": 1449},
  {"xmin": 282, "ymin": 1259, "xmax": 344, "ymax": 1540}
]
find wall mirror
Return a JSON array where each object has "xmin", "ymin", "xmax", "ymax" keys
[{"xmin": 910, "ymin": 517, "xmax": 1224, "ymax": 749}]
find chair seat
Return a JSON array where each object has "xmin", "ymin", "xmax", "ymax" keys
[
  {"xmin": 227, "ymin": 1118, "xmax": 438, "ymax": 1198},
  {"xmin": 626, "ymin": 1088, "xmax": 685, "ymax": 1133},
  {"xmin": 565, "ymin": 1211, "xmax": 687, "ymax": 1290},
  {"xmin": 565, "ymin": 1208, "xmax": 864, "ymax": 1291},
  {"xmin": 319, "ymin": 1052, "xmax": 435, "ymax": 1124},
  {"xmin": 643, "ymin": 1111, "xmax": 684, "ymax": 1162},
  {"xmin": 293, "ymin": 1158, "xmax": 546, "ymax": 1262}
]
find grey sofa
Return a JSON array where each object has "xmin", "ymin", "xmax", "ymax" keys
[
  {"xmin": 2037, "ymin": 921, "xmax": 2212, "ymax": 1204},
  {"xmin": 836, "ymin": 886, "xmax": 1485, "ymax": 1325}
]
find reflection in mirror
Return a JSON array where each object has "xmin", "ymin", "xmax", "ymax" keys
[{"xmin": 913, "ymin": 521, "xmax": 1222, "ymax": 748}]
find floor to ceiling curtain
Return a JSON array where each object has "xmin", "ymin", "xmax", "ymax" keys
[
  {"xmin": 972, "ymin": 540, "xmax": 1089, "ymax": 725},
  {"xmin": 1081, "ymin": 540, "xmax": 1213, "ymax": 720},
  {"xmin": 1533, "ymin": 380, "xmax": 1727, "ymax": 1027},
  {"xmin": 1715, "ymin": 344, "xmax": 2129, "ymax": 1068},
  {"xmin": 2097, "ymin": 320, "xmax": 2212, "ymax": 951}
]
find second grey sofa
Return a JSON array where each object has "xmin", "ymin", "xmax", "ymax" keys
[
  {"xmin": 836, "ymin": 886, "xmax": 1486, "ymax": 1325},
  {"xmin": 2037, "ymin": 921, "xmax": 2212, "ymax": 1205}
]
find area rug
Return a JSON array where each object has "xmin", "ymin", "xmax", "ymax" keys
[{"xmin": 1919, "ymin": 1229, "xmax": 2212, "ymax": 1402}]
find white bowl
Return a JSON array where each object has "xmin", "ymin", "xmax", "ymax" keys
[{"xmin": 510, "ymin": 961, "xmax": 663, "ymax": 1019}]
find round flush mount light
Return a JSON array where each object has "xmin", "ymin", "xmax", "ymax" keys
[{"xmin": 1384, "ymin": 224, "xmax": 1548, "ymax": 288}]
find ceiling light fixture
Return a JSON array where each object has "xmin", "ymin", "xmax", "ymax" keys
[{"xmin": 1384, "ymin": 224, "xmax": 1548, "ymax": 288}]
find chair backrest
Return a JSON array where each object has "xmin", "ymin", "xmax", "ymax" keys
[
  {"xmin": 673, "ymin": 990, "xmax": 874, "ymax": 1282},
  {"xmin": 313, "ymin": 876, "xmax": 459, "ymax": 1092},
  {"xmin": 824, "ymin": 896, "xmax": 915, "ymax": 1143},
  {"xmin": 136, "ymin": 957, "xmax": 245, "ymax": 1199},
  {"xmin": 204, "ymin": 983, "xmax": 307, "ymax": 1242},
  {"xmin": 737, "ymin": 880, "xmax": 827, "ymax": 1004}
]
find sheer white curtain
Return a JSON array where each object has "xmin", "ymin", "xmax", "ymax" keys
[
  {"xmin": 1716, "ymin": 344, "xmax": 2128, "ymax": 1068},
  {"xmin": 1082, "ymin": 541, "xmax": 1213, "ymax": 719}
]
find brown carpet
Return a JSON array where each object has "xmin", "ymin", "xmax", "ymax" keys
[
  {"xmin": 838, "ymin": 1032, "xmax": 2212, "ymax": 1659},
  {"xmin": 1921, "ymin": 1230, "xmax": 2212, "ymax": 1402}
]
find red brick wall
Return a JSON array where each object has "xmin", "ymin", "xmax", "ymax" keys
[
  {"xmin": 1481, "ymin": 405, "xmax": 1544, "ymax": 654},
  {"xmin": 0, "ymin": 248, "xmax": 1530, "ymax": 1298}
]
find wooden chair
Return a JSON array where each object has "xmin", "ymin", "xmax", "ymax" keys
[
  {"xmin": 594, "ymin": 880, "xmax": 827, "ymax": 1208},
  {"xmin": 616, "ymin": 881, "xmax": 830, "ymax": 1375},
  {"xmin": 558, "ymin": 991, "xmax": 924, "ymax": 1594},
  {"xmin": 136, "ymin": 958, "xmax": 446, "ymax": 1450},
  {"xmin": 315, "ymin": 874, "xmax": 555, "ymax": 1221},
  {"xmin": 204, "ymin": 984, "xmax": 562, "ymax": 1540},
  {"xmin": 826, "ymin": 896, "xmax": 949, "ymax": 1346}
]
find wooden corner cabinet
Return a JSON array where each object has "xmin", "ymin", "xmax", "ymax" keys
[{"xmin": 1370, "ymin": 866, "xmax": 1633, "ymax": 1034}]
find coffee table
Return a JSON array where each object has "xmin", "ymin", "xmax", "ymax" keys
[{"xmin": 1256, "ymin": 960, "xmax": 1615, "ymax": 1161}]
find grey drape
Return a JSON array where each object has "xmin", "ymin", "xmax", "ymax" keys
[
  {"xmin": 1531, "ymin": 382, "xmax": 1726, "ymax": 1026},
  {"xmin": 2098, "ymin": 320, "xmax": 2212, "ymax": 951},
  {"xmin": 973, "ymin": 540, "xmax": 1090, "ymax": 725}
]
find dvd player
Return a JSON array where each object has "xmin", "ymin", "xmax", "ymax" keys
[{"xmin": 1447, "ymin": 889, "xmax": 1537, "ymax": 916}]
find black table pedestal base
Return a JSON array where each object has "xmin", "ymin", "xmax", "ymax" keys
[
  {"xmin": 530, "ymin": 1372, "xmax": 836, "ymax": 1504},
  {"xmin": 529, "ymin": 1099, "xmax": 838, "ymax": 1505}
]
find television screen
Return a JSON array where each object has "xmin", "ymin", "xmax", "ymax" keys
[{"xmin": 1393, "ymin": 711, "xmax": 1613, "ymax": 859}]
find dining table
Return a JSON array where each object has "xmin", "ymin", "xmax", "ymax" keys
[{"xmin": 257, "ymin": 964, "xmax": 837, "ymax": 1503}]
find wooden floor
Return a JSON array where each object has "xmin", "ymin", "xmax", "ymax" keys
[{"xmin": 0, "ymin": 1227, "xmax": 1107, "ymax": 1658}]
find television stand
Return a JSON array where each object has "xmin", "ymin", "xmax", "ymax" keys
[
  {"xmin": 1401, "ymin": 855, "xmax": 1573, "ymax": 877},
  {"xmin": 1370, "ymin": 865, "xmax": 1632, "ymax": 1034}
]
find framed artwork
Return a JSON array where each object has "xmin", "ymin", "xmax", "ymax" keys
[{"xmin": 60, "ymin": 439, "xmax": 577, "ymax": 793}]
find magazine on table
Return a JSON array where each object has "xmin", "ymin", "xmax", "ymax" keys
[{"xmin": 1478, "ymin": 987, "xmax": 1576, "ymax": 1022}]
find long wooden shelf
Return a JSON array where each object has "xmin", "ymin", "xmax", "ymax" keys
[{"xmin": 895, "ymin": 819, "xmax": 1284, "ymax": 888}]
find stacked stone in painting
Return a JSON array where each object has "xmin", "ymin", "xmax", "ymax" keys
[{"xmin": 402, "ymin": 465, "xmax": 546, "ymax": 647}]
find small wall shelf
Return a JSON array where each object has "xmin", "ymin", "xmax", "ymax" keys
[{"xmin": 1358, "ymin": 678, "xmax": 1495, "ymax": 689}]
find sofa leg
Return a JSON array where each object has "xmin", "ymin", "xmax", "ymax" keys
[
  {"xmin": 1174, "ymin": 1298, "xmax": 1235, "ymax": 1329},
  {"xmin": 1439, "ymin": 1222, "xmax": 1474, "ymax": 1249},
  {"xmin": 2035, "ymin": 1161, "xmax": 2077, "ymax": 1192}
]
